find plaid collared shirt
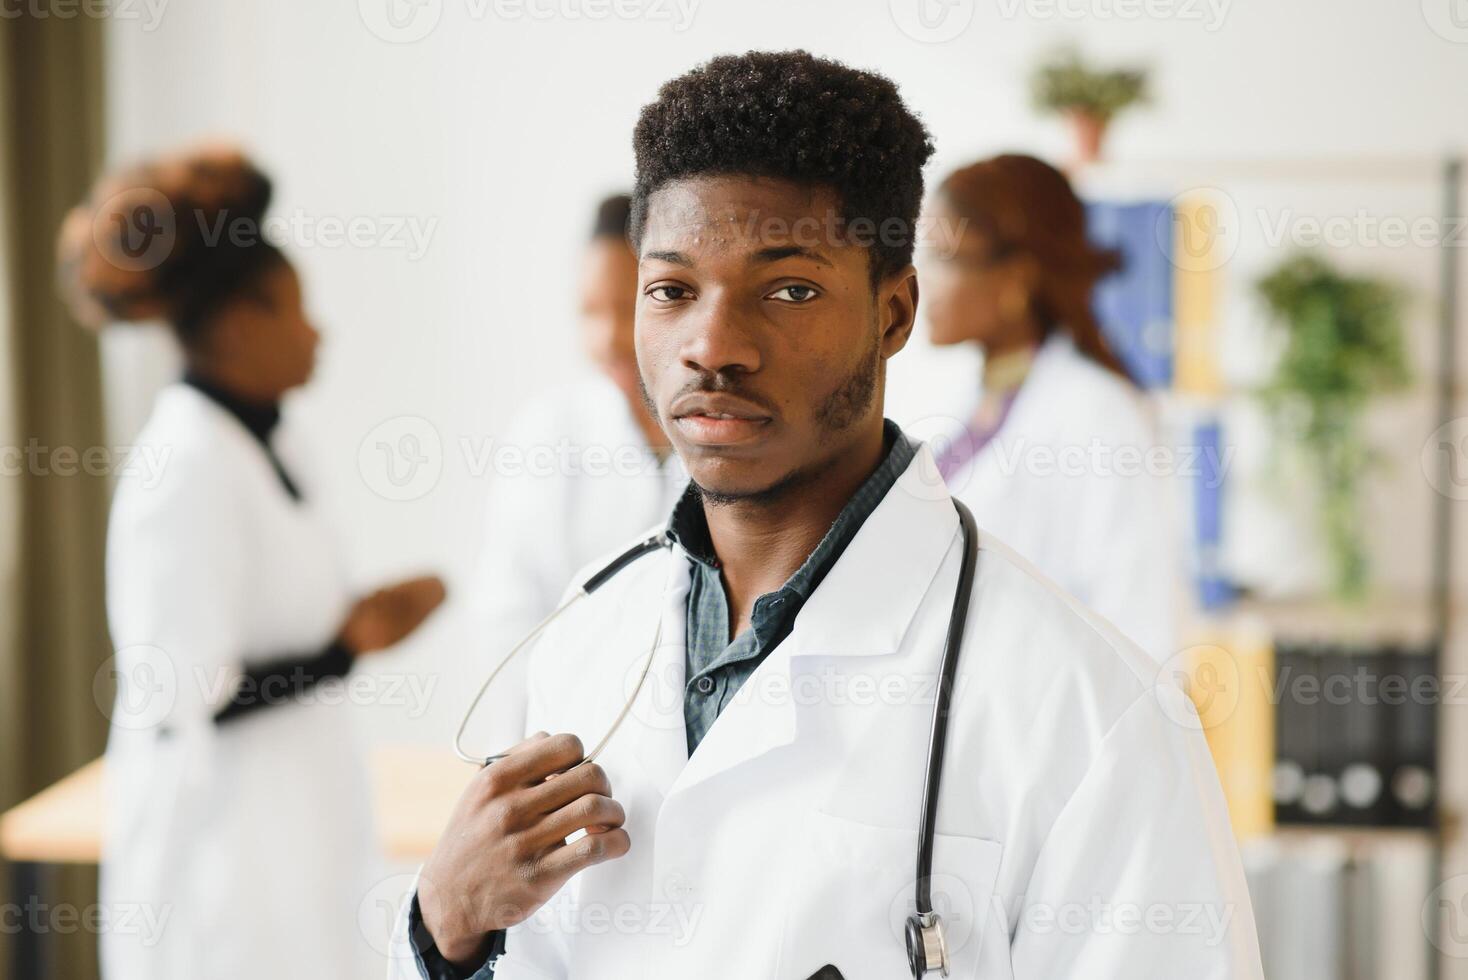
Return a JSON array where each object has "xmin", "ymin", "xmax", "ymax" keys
[{"xmin": 664, "ymin": 419, "xmax": 920, "ymax": 754}]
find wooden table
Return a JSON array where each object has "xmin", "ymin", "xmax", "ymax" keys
[{"xmin": 0, "ymin": 745, "xmax": 475, "ymax": 978}]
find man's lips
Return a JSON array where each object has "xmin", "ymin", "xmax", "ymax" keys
[
  {"xmin": 669, "ymin": 391, "xmax": 772, "ymax": 421},
  {"xmin": 669, "ymin": 392, "xmax": 774, "ymax": 447},
  {"xmin": 673, "ymin": 414, "xmax": 771, "ymax": 446}
]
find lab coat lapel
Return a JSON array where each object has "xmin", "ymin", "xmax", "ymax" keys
[
  {"xmin": 671, "ymin": 445, "xmax": 960, "ymax": 794},
  {"xmin": 626, "ymin": 551, "xmax": 692, "ymax": 801},
  {"xmin": 785, "ymin": 444, "xmax": 959, "ymax": 661}
]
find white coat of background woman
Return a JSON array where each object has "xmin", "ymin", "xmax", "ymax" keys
[
  {"xmin": 919, "ymin": 154, "xmax": 1176, "ymax": 660},
  {"xmin": 57, "ymin": 145, "xmax": 446, "ymax": 980}
]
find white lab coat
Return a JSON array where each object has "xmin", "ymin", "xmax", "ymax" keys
[
  {"xmin": 464, "ymin": 374, "xmax": 686, "ymax": 745},
  {"xmin": 937, "ymin": 335, "xmax": 1176, "ymax": 660},
  {"xmin": 101, "ymin": 384, "xmax": 377, "ymax": 980},
  {"xmin": 390, "ymin": 443, "xmax": 1261, "ymax": 979}
]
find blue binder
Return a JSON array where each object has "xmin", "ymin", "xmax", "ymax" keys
[{"xmin": 1084, "ymin": 200, "xmax": 1175, "ymax": 389}]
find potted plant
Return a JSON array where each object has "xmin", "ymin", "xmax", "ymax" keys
[
  {"xmin": 1031, "ymin": 48, "xmax": 1149, "ymax": 165},
  {"xmin": 1256, "ymin": 254, "xmax": 1410, "ymax": 600}
]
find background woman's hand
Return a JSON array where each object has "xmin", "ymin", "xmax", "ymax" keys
[{"xmin": 339, "ymin": 574, "xmax": 446, "ymax": 654}]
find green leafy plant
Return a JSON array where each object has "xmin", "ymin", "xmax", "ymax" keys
[
  {"xmin": 1030, "ymin": 48, "xmax": 1149, "ymax": 122},
  {"xmin": 1256, "ymin": 254, "xmax": 1411, "ymax": 599}
]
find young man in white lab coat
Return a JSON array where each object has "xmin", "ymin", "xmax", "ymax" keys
[{"xmin": 395, "ymin": 50, "xmax": 1263, "ymax": 979}]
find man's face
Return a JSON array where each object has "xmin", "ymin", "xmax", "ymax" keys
[{"xmin": 635, "ymin": 176, "xmax": 917, "ymax": 502}]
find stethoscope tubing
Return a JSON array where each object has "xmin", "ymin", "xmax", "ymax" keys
[
  {"xmin": 913, "ymin": 498, "xmax": 979, "ymax": 916},
  {"xmin": 453, "ymin": 533, "xmax": 669, "ymax": 767},
  {"xmin": 451, "ymin": 504, "xmax": 978, "ymax": 977}
]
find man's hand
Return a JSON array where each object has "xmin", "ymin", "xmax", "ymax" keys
[{"xmin": 417, "ymin": 732, "xmax": 631, "ymax": 968}]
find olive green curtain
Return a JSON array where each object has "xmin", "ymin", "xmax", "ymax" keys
[{"xmin": 0, "ymin": 11, "xmax": 111, "ymax": 980}]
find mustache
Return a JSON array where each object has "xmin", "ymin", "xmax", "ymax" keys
[{"xmin": 661, "ymin": 374, "xmax": 778, "ymax": 418}]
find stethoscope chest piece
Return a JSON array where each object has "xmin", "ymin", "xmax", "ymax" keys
[{"xmin": 905, "ymin": 911, "xmax": 948, "ymax": 978}]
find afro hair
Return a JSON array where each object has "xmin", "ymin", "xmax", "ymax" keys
[{"xmin": 631, "ymin": 50, "xmax": 934, "ymax": 283}]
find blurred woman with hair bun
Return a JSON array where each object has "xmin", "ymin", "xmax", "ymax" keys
[
  {"xmin": 920, "ymin": 153, "xmax": 1175, "ymax": 660},
  {"xmin": 59, "ymin": 144, "xmax": 446, "ymax": 980}
]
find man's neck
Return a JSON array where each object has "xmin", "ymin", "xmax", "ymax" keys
[{"xmin": 703, "ymin": 419, "xmax": 888, "ymax": 635}]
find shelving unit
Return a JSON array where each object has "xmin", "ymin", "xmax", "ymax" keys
[{"xmin": 1074, "ymin": 154, "xmax": 1464, "ymax": 980}]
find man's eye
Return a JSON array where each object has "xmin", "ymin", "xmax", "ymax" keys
[
  {"xmin": 648, "ymin": 285, "xmax": 690, "ymax": 302},
  {"xmin": 769, "ymin": 284, "xmax": 818, "ymax": 303}
]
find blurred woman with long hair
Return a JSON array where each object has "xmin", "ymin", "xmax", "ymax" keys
[
  {"xmin": 922, "ymin": 153, "xmax": 1174, "ymax": 658},
  {"xmin": 58, "ymin": 145, "xmax": 445, "ymax": 979}
]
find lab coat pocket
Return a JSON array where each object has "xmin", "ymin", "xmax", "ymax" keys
[{"xmin": 774, "ymin": 810, "xmax": 1004, "ymax": 980}]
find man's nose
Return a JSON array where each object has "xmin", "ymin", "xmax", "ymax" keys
[{"xmin": 678, "ymin": 294, "xmax": 760, "ymax": 376}]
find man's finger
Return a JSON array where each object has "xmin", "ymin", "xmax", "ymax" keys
[
  {"xmin": 531, "ymin": 794, "xmax": 625, "ymax": 848},
  {"xmin": 483, "ymin": 732, "xmax": 585, "ymax": 789},
  {"xmin": 521, "ymin": 761, "xmax": 612, "ymax": 815},
  {"xmin": 538, "ymin": 826, "xmax": 631, "ymax": 879}
]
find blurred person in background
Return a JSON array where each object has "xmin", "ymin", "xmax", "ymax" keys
[
  {"xmin": 464, "ymin": 193, "xmax": 685, "ymax": 741},
  {"xmin": 57, "ymin": 144, "xmax": 446, "ymax": 980},
  {"xmin": 921, "ymin": 153, "xmax": 1175, "ymax": 659}
]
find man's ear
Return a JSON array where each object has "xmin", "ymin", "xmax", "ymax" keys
[{"xmin": 878, "ymin": 265, "xmax": 919, "ymax": 359}]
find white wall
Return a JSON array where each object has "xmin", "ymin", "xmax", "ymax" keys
[{"xmin": 100, "ymin": 0, "xmax": 1468, "ymax": 743}]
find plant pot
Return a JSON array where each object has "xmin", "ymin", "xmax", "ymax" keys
[{"xmin": 1067, "ymin": 111, "xmax": 1109, "ymax": 165}]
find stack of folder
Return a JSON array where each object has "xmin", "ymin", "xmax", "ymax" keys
[{"xmin": 1273, "ymin": 641, "xmax": 1439, "ymax": 829}]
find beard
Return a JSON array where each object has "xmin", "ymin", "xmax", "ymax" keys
[{"xmin": 688, "ymin": 332, "xmax": 882, "ymax": 508}]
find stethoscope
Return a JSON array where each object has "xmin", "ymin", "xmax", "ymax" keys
[{"xmin": 455, "ymin": 498, "xmax": 980, "ymax": 980}]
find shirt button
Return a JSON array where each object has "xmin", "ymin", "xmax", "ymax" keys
[{"xmin": 694, "ymin": 675, "xmax": 715, "ymax": 695}]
